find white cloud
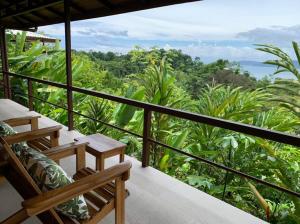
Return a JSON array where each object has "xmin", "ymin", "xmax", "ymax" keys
[
  {"xmin": 95, "ymin": 14, "xmax": 232, "ymax": 41},
  {"xmin": 236, "ymin": 25, "xmax": 300, "ymax": 45},
  {"xmin": 37, "ymin": 0, "xmax": 300, "ymax": 62}
]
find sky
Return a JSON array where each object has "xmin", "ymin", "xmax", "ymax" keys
[{"xmin": 39, "ymin": 0, "xmax": 300, "ymax": 63}]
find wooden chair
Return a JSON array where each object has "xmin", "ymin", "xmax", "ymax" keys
[
  {"xmin": 0, "ymin": 136, "xmax": 131, "ymax": 224},
  {"xmin": 2, "ymin": 115, "xmax": 40, "ymax": 131},
  {"xmin": 0, "ymin": 115, "xmax": 62, "ymax": 177},
  {"xmin": 1, "ymin": 115, "xmax": 61, "ymax": 151}
]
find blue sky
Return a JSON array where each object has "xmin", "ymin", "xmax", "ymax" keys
[{"xmin": 39, "ymin": 0, "xmax": 300, "ymax": 62}]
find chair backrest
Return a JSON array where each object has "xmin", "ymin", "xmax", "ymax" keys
[{"xmin": 0, "ymin": 137, "xmax": 64, "ymax": 224}]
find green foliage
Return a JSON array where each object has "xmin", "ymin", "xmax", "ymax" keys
[
  {"xmin": 7, "ymin": 32, "xmax": 300, "ymax": 223},
  {"xmin": 79, "ymin": 98, "xmax": 111, "ymax": 135},
  {"xmin": 114, "ymin": 87, "xmax": 144, "ymax": 128},
  {"xmin": 257, "ymin": 42, "xmax": 300, "ymax": 118}
]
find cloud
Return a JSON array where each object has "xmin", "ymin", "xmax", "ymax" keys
[
  {"xmin": 39, "ymin": 21, "xmax": 129, "ymax": 39},
  {"xmin": 236, "ymin": 25, "xmax": 300, "ymax": 45},
  {"xmin": 37, "ymin": 9, "xmax": 300, "ymax": 62},
  {"xmin": 74, "ymin": 21, "xmax": 129, "ymax": 38},
  {"xmin": 77, "ymin": 28, "xmax": 128, "ymax": 38}
]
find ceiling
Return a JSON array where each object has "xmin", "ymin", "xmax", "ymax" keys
[{"xmin": 0, "ymin": 0, "xmax": 199, "ymax": 30}]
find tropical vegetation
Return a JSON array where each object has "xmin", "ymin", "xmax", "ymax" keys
[{"xmin": 2, "ymin": 31, "xmax": 300, "ymax": 223}]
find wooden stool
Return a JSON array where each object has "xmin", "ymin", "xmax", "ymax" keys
[{"xmin": 75, "ymin": 133, "xmax": 126, "ymax": 171}]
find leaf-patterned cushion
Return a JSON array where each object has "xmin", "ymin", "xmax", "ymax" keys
[
  {"xmin": 0, "ymin": 121, "xmax": 28, "ymax": 156},
  {"xmin": 0, "ymin": 121, "xmax": 89, "ymax": 220},
  {"xmin": 20, "ymin": 146, "xmax": 90, "ymax": 220}
]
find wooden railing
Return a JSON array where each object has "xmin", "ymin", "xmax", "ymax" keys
[{"xmin": 2, "ymin": 71, "xmax": 300, "ymax": 200}]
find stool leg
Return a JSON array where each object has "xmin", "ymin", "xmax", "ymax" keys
[
  {"xmin": 119, "ymin": 152, "xmax": 124, "ymax": 163},
  {"xmin": 96, "ymin": 156, "xmax": 105, "ymax": 171}
]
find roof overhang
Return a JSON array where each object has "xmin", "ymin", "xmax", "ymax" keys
[{"xmin": 0, "ymin": 0, "xmax": 200, "ymax": 30}]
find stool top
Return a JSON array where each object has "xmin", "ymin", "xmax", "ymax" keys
[{"xmin": 75, "ymin": 133, "xmax": 126, "ymax": 155}]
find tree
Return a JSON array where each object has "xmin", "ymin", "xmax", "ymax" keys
[{"xmin": 256, "ymin": 42, "xmax": 300, "ymax": 118}]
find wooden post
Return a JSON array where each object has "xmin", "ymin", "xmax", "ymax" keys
[
  {"xmin": 76, "ymin": 145, "xmax": 86, "ymax": 171},
  {"xmin": 64, "ymin": 0, "xmax": 74, "ymax": 130},
  {"xmin": 115, "ymin": 177, "xmax": 125, "ymax": 224},
  {"xmin": 142, "ymin": 109, "xmax": 151, "ymax": 167},
  {"xmin": 0, "ymin": 27, "xmax": 10, "ymax": 99},
  {"xmin": 27, "ymin": 79, "xmax": 34, "ymax": 111}
]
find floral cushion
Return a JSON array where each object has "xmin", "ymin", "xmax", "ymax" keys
[
  {"xmin": 0, "ymin": 121, "xmax": 28, "ymax": 156},
  {"xmin": 0, "ymin": 121, "xmax": 89, "ymax": 220}
]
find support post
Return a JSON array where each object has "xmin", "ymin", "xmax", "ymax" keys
[
  {"xmin": 0, "ymin": 27, "xmax": 10, "ymax": 99},
  {"xmin": 64, "ymin": 0, "xmax": 74, "ymax": 130},
  {"xmin": 142, "ymin": 109, "xmax": 151, "ymax": 167},
  {"xmin": 27, "ymin": 79, "xmax": 33, "ymax": 111}
]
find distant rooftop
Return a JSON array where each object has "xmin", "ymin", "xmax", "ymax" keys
[{"xmin": 10, "ymin": 30, "xmax": 59, "ymax": 43}]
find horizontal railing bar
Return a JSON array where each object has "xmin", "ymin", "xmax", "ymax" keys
[
  {"xmin": 7, "ymin": 72, "xmax": 67, "ymax": 89},
  {"xmin": 7, "ymin": 71, "xmax": 300, "ymax": 148},
  {"xmin": 148, "ymin": 138, "xmax": 300, "ymax": 198},
  {"xmin": 72, "ymin": 111, "xmax": 143, "ymax": 138},
  {"xmin": 20, "ymin": 93, "xmax": 143, "ymax": 138},
  {"xmin": 30, "ymin": 95, "xmax": 67, "ymax": 110},
  {"xmin": 11, "ymin": 87, "xmax": 300, "ymax": 198}
]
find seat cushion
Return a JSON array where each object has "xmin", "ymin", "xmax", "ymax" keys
[
  {"xmin": 20, "ymin": 146, "xmax": 90, "ymax": 220},
  {"xmin": 0, "ymin": 121, "xmax": 28, "ymax": 157},
  {"xmin": 0, "ymin": 121, "xmax": 89, "ymax": 220}
]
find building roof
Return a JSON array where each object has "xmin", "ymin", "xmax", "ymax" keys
[
  {"xmin": 0, "ymin": 0, "xmax": 199, "ymax": 29},
  {"xmin": 10, "ymin": 30, "xmax": 59, "ymax": 43}
]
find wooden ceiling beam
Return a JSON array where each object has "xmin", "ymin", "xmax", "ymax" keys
[
  {"xmin": 96, "ymin": 0, "xmax": 115, "ymax": 9},
  {"xmin": 45, "ymin": 6, "xmax": 63, "ymax": 18},
  {"xmin": 0, "ymin": 0, "xmax": 200, "ymax": 29},
  {"xmin": 30, "ymin": 11, "xmax": 48, "ymax": 21},
  {"xmin": 12, "ymin": 16, "xmax": 27, "ymax": 27},
  {"xmin": 17, "ymin": 14, "xmax": 35, "ymax": 24},
  {"xmin": 0, "ymin": 0, "xmax": 63, "ymax": 19},
  {"xmin": 1, "ymin": 0, "xmax": 26, "ymax": 10},
  {"xmin": 70, "ymin": 2, "xmax": 87, "ymax": 14}
]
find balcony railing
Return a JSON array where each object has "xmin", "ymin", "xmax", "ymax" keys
[{"xmin": 2, "ymin": 70, "xmax": 300, "ymax": 202}]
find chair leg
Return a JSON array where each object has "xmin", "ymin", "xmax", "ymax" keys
[
  {"xmin": 0, "ymin": 175, "xmax": 5, "ymax": 184},
  {"xmin": 115, "ymin": 177, "xmax": 125, "ymax": 224}
]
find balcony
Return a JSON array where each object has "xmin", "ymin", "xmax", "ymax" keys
[
  {"xmin": 1, "ymin": 1, "xmax": 300, "ymax": 223},
  {"xmin": 0, "ymin": 99, "xmax": 267, "ymax": 224}
]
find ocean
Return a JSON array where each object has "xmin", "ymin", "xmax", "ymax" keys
[{"xmin": 239, "ymin": 61, "xmax": 296, "ymax": 80}]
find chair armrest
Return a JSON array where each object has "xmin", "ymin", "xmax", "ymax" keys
[
  {"xmin": 43, "ymin": 142, "xmax": 89, "ymax": 160},
  {"xmin": 2, "ymin": 115, "xmax": 41, "ymax": 130},
  {"xmin": 3, "ymin": 126, "xmax": 62, "ymax": 145},
  {"xmin": 22, "ymin": 161, "xmax": 132, "ymax": 217},
  {"xmin": 43, "ymin": 141, "xmax": 89, "ymax": 170}
]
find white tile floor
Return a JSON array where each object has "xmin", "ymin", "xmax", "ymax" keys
[{"xmin": 0, "ymin": 99, "xmax": 267, "ymax": 224}]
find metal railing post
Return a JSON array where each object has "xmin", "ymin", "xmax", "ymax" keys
[
  {"xmin": 0, "ymin": 27, "xmax": 10, "ymax": 99},
  {"xmin": 27, "ymin": 79, "xmax": 33, "ymax": 111},
  {"xmin": 64, "ymin": 0, "xmax": 74, "ymax": 130},
  {"xmin": 142, "ymin": 108, "xmax": 152, "ymax": 167}
]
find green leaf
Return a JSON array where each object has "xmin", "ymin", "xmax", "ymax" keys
[
  {"xmin": 171, "ymin": 130, "xmax": 189, "ymax": 149},
  {"xmin": 114, "ymin": 87, "xmax": 145, "ymax": 127},
  {"xmin": 159, "ymin": 154, "xmax": 170, "ymax": 170}
]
